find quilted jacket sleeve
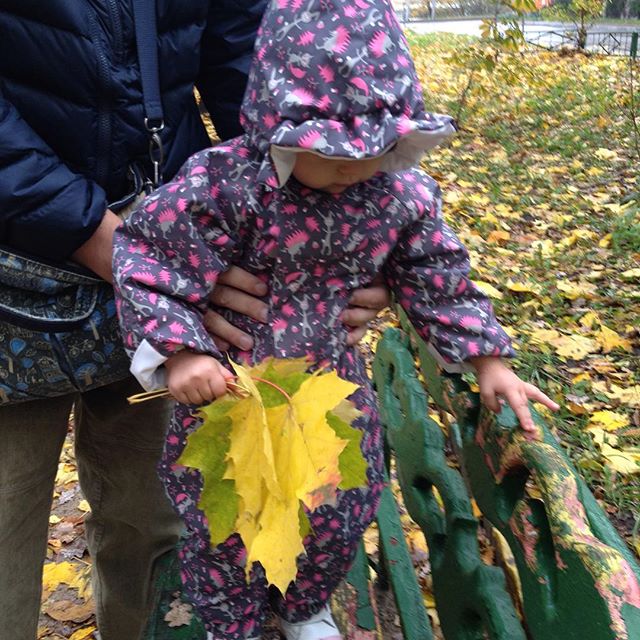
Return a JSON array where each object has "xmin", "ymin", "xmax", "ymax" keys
[
  {"xmin": 384, "ymin": 171, "xmax": 514, "ymax": 372},
  {"xmin": 197, "ymin": 0, "xmax": 268, "ymax": 140},
  {"xmin": 113, "ymin": 150, "xmax": 239, "ymax": 389},
  {"xmin": 0, "ymin": 93, "xmax": 107, "ymax": 260}
]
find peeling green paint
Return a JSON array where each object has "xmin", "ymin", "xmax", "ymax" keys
[{"xmin": 373, "ymin": 327, "xmax": 526, "ymax": 640}]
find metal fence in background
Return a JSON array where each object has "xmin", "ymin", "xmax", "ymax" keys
[{"xmin": 526, "ymin": 29, "xmax": 639, "ymax": 57}]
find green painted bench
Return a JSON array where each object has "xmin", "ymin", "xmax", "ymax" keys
[{"xmin": 145, "ymin": 313, "xmax": 640, "ymax": 639}]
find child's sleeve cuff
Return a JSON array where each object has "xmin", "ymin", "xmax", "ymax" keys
[
  {"xmin": 130, "ymin": 339, "xmax": 169, "ymax": 391},
  {"xmin": 426, "ymin": 342, "xmax": 475, "ymax": 374}
]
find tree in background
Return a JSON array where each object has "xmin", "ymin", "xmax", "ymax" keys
[
  {"xmin": 448, "ymin": 0, "xmax": 537, "ymax": 123},
  {"xmin": 554, "ymin": 0, "xmax": 609, "ymax": 49},
  {"xmin": 604, "ymin": 0, "xmax": 640, "ymax": 19}
]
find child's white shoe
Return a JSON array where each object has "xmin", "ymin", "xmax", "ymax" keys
[{"xmin": 278, "ymin": 604, "xmax": 342, "ymax": 640}]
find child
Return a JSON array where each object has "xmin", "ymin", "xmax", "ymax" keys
[{"xmin": 113, "ymin": 1, "xmax": 558, "ymax": 638}]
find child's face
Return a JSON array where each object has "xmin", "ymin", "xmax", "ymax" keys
[{"xmin": 291, "ymin": 152, "xmax": 385, "ymax": 194}]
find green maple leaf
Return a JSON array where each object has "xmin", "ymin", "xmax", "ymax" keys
[
  {"xmin": 177, "ymin": 400, "xmax": 238, "ymax": 545},
  {"xmin": 326, "ymin": 411, "xmax": 368, "ymax": 490},
  {"xmin": 254, "ymin": 358, "xmax": 310, "ymax": 408}
]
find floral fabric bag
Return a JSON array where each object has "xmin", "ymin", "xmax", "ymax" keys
[{"xmin": 0, "ymin": 247, "xmax": 130, "ymax": 404}]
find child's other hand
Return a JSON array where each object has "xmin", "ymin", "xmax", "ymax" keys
[
  {"xmin": 469, "ymin": 356, "xmax": 560, "ymax": 433},
  {"xmin": 165, "ymin": 351, "xmax": 234, "ymax": 405}
]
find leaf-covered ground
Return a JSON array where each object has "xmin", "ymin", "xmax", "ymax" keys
[
  {"xmin": 38, "ymin": 37, "xmax": 639, "ymax": 639},
  {"xmin": 411, "ymin": 33, "xmax": 639, "ymax": 527}
]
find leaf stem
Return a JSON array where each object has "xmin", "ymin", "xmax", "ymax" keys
[
  {"xmin": 250, "ymin": 376, "xmax": 293, "ymax": 402},
  {"xmin": 127, "ymin": 375, "xmax": 293, "ymax": 405}
]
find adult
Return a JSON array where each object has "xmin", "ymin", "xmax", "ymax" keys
[{"xmin": 0, "ymin": 2, "xmax": 388, "ymax": 639}]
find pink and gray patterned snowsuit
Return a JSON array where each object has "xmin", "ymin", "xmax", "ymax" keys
[{"xmin": 113, "ymin": 0, "xmax": 513, "ymax": 637}]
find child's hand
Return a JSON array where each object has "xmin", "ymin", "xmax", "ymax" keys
[
  {"xmin": 469, "ymin": 356, "xmax": 560, "ymax": 433},
  {"xmin": 165, "ymin": 351, "xmax": 234, "ymax": 405}
]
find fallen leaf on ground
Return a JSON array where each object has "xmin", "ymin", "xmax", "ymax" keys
[
  {"xmin": 600, "ymin": 444, "xmax": 640, "ymax": 475},
  {"xmin": 551, "ymin": 335, "xmax": 599, "ymax": 360},
  {"xmin": 588, "ymin": 410, "xmax": 630, "ymax": 432},
  {"xmin": 69, "ymin": 627, "xmax": 96, "ymax": 640},
  {"xmin": 42, "ymin": 599, "xmax": 94, "ymax": 623},
  {"xmin": 164, "ymin": 598, "xmax": 193, "ymax": 628},
  {"xmin": 595, "ymin": 325, "xmax": 633, "ymax": 353}
]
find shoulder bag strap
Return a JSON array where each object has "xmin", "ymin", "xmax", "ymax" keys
[{"xmin": 132, "ymin": 0, "xmax": 165, "ymax": 189}]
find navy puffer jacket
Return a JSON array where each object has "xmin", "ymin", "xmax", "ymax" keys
[{"xmin": 0, "ymin": 0, "xmax": 266, "ymax": 261}]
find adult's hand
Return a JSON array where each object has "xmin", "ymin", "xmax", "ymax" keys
[
  {"xmin": 206, "ymin": 268, "xmax": 390, "ymax": 351},
  {"xmin": 205, "ymin": 266, "xmax": 268, "ymax": 351},
  {"xmin": 71, "ymin": 209, "xmax": 122, "ymax": 282},
  {"xmin": 342, "ymin": 277, "xmax": 391, "ymax": 346}
]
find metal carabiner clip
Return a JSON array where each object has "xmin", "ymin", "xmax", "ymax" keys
[{"xmin": 144, "ymin": 118, "xmax": 165, "ymax": 188}]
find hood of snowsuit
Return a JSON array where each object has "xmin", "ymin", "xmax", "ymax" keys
[{"xmin": 239, "ymin": 0, "xmax": 456, "ymax": 187}]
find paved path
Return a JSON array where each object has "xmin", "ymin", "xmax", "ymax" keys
[
  {"xmin": 403, "ymin": 19, "xmax": 638, "ymax": 55},
  {"xmin": 405, "ymin": 19, "xmax": 639, "ymax": 36}
]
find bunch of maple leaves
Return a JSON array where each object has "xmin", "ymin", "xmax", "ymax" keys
[{"xmin": 177, "ymin": 357, "xmax": 368, "ymax": 592}]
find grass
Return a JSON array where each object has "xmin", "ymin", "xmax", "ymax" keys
[
  {"xmin": 611, "ymin": 202, "xmax": 640, "ymax": 253},
  {"xmin": 406, "ymin": 34, "xmax": 640, "ymax": 530}
]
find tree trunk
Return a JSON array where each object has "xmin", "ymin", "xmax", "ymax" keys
[{"xmin": 577, "ymin": 9, "xmax": 588, "ymax": 50}]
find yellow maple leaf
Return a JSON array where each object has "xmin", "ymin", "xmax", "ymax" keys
[
  {"xmin": 600, "ymin": 443, "xmax": 640, "ymax": 475},
  {"xmin": 506, "ymin": 279, "xmax": 541, "ymax": 295},
  {"xmin": 588, "ymin": 410, "xmax": 629, "ymax": 432},
  {"xmin": 595, "ymin": 325, "xmax": 633, "ymax": 353},
  {"xmin": 550, "ymin": 334, "xmax": 599, "ymax": 360},
  {"xmin": 555, "ymin": 279, "xmax": 597, "ymax": 300},
  {"xmin": 226, "ymin": 363, "xmax": 281, "ymax": 514},
  {"xmin": 266, "ymin": 403, "xmax": 315, "ymax": 500},
  {"xmin": 472, "ymin": 280, "xmax": 503, "ymax": 299},
  {"xmin": 291, "ymin": 373, "xmax": 354, "ymax": 509},
  {"xmin": 252, "ymin": 492, "xmax": 303, "ymax": 591},
  {"xmin": 192, "ymin": 359, "xmax": 365, "ymax": 592}
]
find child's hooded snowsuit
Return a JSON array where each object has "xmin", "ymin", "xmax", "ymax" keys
[{"xmin": 114, "ymin": 0, "xmax": 513, "ymax": 636}]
